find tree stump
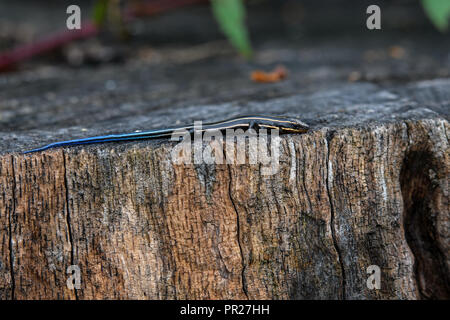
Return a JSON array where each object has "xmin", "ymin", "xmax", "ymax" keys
[{"xmin": 1, "ymin": 78, "xmax": 448, "ymax": 299}]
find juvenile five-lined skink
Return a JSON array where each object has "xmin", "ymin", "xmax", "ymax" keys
[{"xmin": 24, "ymin": 115, "xmax": 309, "ymax": 153}]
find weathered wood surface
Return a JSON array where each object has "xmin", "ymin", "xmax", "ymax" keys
[
  {"xmin": 0, "ymin": 83, "xmax": 448, "ymax": 299},
  {"xmin": 0, "ymin": 0, "xmax": 449, "ymax": 300}
]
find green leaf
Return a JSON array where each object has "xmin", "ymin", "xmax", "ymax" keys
[
  {"xmin": 211, "ymin": 0, "xmax": 253, "ymax": 58},
  {"xmin": 92, "ymin": 0, "xmax": 109, "ymax": 27},
  {"xmin": 421, "ymin": 0, "xmax": 450, "ymax": 32}
]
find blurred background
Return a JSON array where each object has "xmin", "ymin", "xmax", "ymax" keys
[{"xmin": 0, "ymin": 0, "xmax": 448, "ymax": 136}]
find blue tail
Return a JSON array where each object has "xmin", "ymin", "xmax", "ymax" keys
[{"xmin": 23, "ymin": 132, "xmax": 173, "ymax": 154}]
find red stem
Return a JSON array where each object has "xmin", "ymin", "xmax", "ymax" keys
[
  {"xmin": 0, "ymin": 0, "xmax": 208, "ymax": 72},
  {"xmin": 0, "ymin": 21, "xmax": 98, "ymax": 71}
]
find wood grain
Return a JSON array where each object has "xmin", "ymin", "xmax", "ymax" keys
[{"xmin": 1, "ymin": 119, "xmax": 447, "ymax": 299}]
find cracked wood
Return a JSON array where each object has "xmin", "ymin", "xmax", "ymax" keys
[{"xmin": 1, "ymin": 118, "xmax": 447, "ymax": 299}]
